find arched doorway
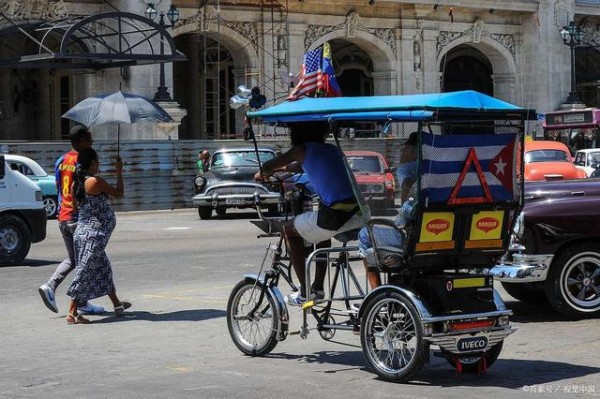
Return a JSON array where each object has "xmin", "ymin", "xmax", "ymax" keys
[
  {"xmin": 576, "ymin": 47, "xmax": 600, "ymax": 107},
  {"xmin": 329, "ymin": 40, "xmax": 373, "ymax": 97},
  {"xmin": 174, "ymin": 34, "xmax": 236, "ymax": 139},
  {"xmin": 441, "ymin": 45, "xmax": 493, "ymax": 95}
]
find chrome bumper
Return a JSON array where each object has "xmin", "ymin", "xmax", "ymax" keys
[
  {"xmin": 426, "ymin": 326, "xmax": 515, "ymax": 354},
  {"xmin": 488, "ymin": 253, "xmax": 553, "ymax": 283},
  {"xmin": 192, "ymin": 193, "xmax": 281, "ymax": 207}
]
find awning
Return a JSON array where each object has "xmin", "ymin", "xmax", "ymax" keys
[
  {"xmin": 0, "ymin": 11, "xmax": 186, "ymax": 69},
  {"xmin": 248, "ymin": 91, "xmax": 537, "ymax": 123}
]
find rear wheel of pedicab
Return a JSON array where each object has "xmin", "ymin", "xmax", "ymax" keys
[
  {"xmin": 444, "ymin": 341, "xmax": 503, "ymax": 372},
  {"xmin": 360, "ymin": 290, "xmax": 428, "ymax": 382},
  {"xmin": 227, "ymin": 279, "xmax": 279, "ymax": 356}
]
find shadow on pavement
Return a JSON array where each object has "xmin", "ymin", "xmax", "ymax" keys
[
  {"xmin": 2, "ymin": 259, "xmax": 59, "ymax": 268},
  {"xmin": 268, "ymin": 350, "xmax": 600, "ymax": 388},
  {"xmin": 91, "ymin": 308, "xmax": 225, "ymax": 323},
  {"xmin": 505, "ymin": 300, "xmax": 575, "ymax": 323}
]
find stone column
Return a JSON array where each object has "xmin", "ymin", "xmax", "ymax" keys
[
  {"xmin": 491, "ymin": 74, "xmax": 516, "ymax": 104},
  {"xmin": 372, "ymin": 71, "xmax": 395, "ymax": 96},
  {"xmin": 422, "ymin": 28, "xmax": 440, "ymax": 93}
]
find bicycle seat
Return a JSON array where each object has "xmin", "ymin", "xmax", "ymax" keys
[{"xmin": 333, "ymin": 229, "xmax": 360, "ymax": 245}]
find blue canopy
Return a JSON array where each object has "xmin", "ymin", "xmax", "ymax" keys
[{"xmin": 248, "ymin": 90, "xmax": 535, "ymax": 123}]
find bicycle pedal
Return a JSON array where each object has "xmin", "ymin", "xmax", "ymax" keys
[{"xmin": 288, "ymin": 330, "xmax": 302, "ymax": 335}]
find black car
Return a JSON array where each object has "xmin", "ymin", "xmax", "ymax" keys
[
  {"xmin": 192, "ymin": 148, "xmax": 282, "ymax": 219},
  {"xmin": 490, "ymin": 178, "xmax": 600, "ymax": 318}
]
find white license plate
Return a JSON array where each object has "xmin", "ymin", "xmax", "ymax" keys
[{"xmin": 226, "ymin": 198, "xmax": 245, "ymax": 205}]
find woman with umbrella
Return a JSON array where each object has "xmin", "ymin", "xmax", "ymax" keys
[{"xmin": 65, "ymin": 148, "xmax": 130, "ymax": 324}]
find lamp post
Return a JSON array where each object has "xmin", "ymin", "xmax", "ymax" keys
[
  {"xmin": 145, "ymin": 3, "xmax": 180, "ymax": 102},
  {"xmin": 560, "ymin": 21, "xmax": 584, "ymax": 105}
]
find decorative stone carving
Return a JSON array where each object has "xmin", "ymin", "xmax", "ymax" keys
[
  {"xmin": 222, "ymin": 21, "xmax": 258, "ymax": 52},
  {"xmin": 472, "ymin": 18, "xmax": 484, "ymax": 43},
  {"xmin": 346, "ymin": 11, "xmax": 359, "ymax": 38},
  {"xmin": 437, "ymin": 28, "xmax": 515, "ymax": 58},
  {"xmin": 554, "ymin": 1, "xmax": 570, "ymax": 29},
  {"xmin": 413, "ymin": 30, "xmax": 423, "ymax": 72},
  {"xmin": 1, "ymin": 0, "xmax": 69, "ymax": 21},
  {"xmin": 176, "ymin": 9, "xmax": 258, "ymax": 52},
  {"xmin": 305, "ymin": 22, "xmax": 396, "ymax": 56}
]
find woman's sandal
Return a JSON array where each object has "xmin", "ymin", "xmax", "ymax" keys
[
  {"xmin": 66, "ymin": 313, "xmax": 91, "ymax": 325},
  {"xmin": 114, "ymin": 301, "xmax": 132, "ymax": 317}
]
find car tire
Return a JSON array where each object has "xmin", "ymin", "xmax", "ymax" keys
[
  {"xmin": 198, "ymin": 207, "xmax": 212, "ymax": 220},
  {"xmin": 267, "ymin": 204, "xmax": 280, "ymax": 217},
  {"xmin": 545, "ymin": 243, "xmax": 600, "ymax": 319},
  {"xmin": 501, "ymin": 282, "xmax": 547, "ymax": 303},
  {"xmin": 215, "ymin": 206, "xmax": 227, "ymax": 216},
  {"xmin": 43, "ymin": 196, "xmax": 58, "ymax": 219},
  {"xmin": 0, "ymin": 215, "xmax": 32, "ymax": 266}
]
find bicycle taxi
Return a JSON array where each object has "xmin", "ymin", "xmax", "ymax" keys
[{"xmin": 226, "ymin": 90, "xmax": 536, "ymax": 382}]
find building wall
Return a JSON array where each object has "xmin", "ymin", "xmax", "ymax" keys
[{"xmin": 2, "ymin": 1, "xmax": 600, "ymax": 142}]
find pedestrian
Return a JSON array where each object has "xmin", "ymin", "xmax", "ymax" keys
[
  {"xmin": 38, "ymin": 125, "xmax": 105, "ymax": 315},
  {"xmin": 197, "ymin": 150, "xmax": 210, "ymax": 175},
  {"xmin": 65, "ymin": 148, "xmax": 130, "ymax": 324}
]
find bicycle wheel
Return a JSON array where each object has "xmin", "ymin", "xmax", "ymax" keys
[
  {"xmin": 360, "ymin": 290, "xmax": 428, "ymax": 382},
  {"xmin": 227, "ymin": 279, "xmax": 279, "ymax": 356}
]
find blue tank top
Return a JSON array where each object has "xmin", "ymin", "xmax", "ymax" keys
[{"xmin": 302, "ymin": 142, "xmax": 355, "ymax": 207}]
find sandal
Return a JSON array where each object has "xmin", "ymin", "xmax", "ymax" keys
[
  {"xmin": 114, "ymin": 301, "xmax": 132, "ymax": 316},
  {"xmin": 66, "ymin": 313, "xmax": 91, "ymax": 325}
]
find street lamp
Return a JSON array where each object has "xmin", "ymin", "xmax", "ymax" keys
[
  {"xmin": 145, "ymin": 3, "xmax": 180, "ymax": 102},
  {"xmin": 560, "ymin": 21, "xmax": 584, "ymax": 104}
]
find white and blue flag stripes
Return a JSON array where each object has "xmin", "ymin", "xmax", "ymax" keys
[{"xmin": 420, "ymin": 132, "xmax": 517, "ymax": 204}]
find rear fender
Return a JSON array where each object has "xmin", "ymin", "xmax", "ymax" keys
[{"xmin": 358, "ymin": 284, "xmax": 433, "ymax": 321}]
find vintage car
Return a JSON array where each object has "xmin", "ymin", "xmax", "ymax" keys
[
  {"xmin": 345, "ymin": 150, "xmax": 395, "ymax": 211},
  {"xmin": 489, "ymin": 178, "xmax": 600, "ymax": 318},
  {"xmin": 192, "ymin": 147, "xmax": 282, "ymax": 219},
  {"xmin": 4, "ymin": 154, "xmax": 58, "ymax": 218},
  {"xmin": 524, "ymin": 140, "xmax": 587, "ymax": 181},
  {"xmin": 574, "ymin": 148, "xmax": 600, "ymax": 177}
]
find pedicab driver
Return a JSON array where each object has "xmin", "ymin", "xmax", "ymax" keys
[{"xmin": 255, "ymin": 121, "xmax": 364, "ymax": 306}]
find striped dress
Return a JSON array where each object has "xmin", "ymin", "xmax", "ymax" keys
[{"xmin": 67, "ymin": 188, "xmax": 117, "ymax": 302}]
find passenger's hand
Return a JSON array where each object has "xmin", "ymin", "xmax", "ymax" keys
[{"xmin": 115, "ymin": 157, "xmax": 123, "ymax": 174}]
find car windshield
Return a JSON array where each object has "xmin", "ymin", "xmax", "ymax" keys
[
  {"xmin": 588, "ymin": 153, "xmax": 600, "ymax": 165},
  {"xmin": 347, "ymin": 155, "xmax": 383, "ymax": 173},
  {"xmin": 8, "ymin": 159, "xmax": 47, "ymax": 176},
  {"xmin": 211, "ymin": 151, "xmax": 275, "ymax": 168},
  {"xmin": 524, "ymin": 150, "xmax": 569, "ymax": 163}
]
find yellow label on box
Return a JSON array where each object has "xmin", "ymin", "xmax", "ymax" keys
[
  {"xmin": 464, "ymin": 239, "xmax": 504, "ymax": 249},
  {"xmin": 419, "ymin": 212, "xmax": 455, "ymax": 243},
  {"xmin": 453, "ymin": 277, "xmax": 486, "ymax": 288},
  {"xmin": 469, "ymin": 210, "xmax": 504, "ymax": 241}
]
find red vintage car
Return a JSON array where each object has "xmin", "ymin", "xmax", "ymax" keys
[
  {"xmin": 524, "ymin": 140, "xmax": 587, "ymax": 181},
  {"xmin": 345, "ymin": 151, "xmax": 396, "ymax": 211}
]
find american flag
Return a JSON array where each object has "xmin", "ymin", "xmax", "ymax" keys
[{"xmin": 288, "ymin": 47, "xmax": 323, "ymax": 100}]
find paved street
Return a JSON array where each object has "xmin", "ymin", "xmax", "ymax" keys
[{"xmin": 1, "ymin": 209, "xmax": 599, "ymax": 399}]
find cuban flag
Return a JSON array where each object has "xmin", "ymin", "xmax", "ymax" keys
[{"xmin": 421, "ymin": 132, "xmax": 517, "ymax": 204}]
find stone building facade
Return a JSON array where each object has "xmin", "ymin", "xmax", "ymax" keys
[{"xmin": 1, "ymin": 0, "xmax": 600, "ymax": 141}]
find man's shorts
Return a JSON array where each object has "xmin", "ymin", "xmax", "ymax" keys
[{"xmin": 293, "ymin": 209, "xmax": 365, "ymax": 244}]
